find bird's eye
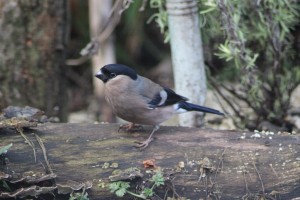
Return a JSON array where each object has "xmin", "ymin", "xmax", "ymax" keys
[{"xmin": 110, "ymin": 73, "xmax": 117, "ymax": 78}]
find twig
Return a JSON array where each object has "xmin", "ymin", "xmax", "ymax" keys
[
  {"xmin": 197, "ymin": 168, "xmax": 205, "ymax": 183},
  {"xmin": 167, "ymin": 176, "xmax": 180, "ymax": 199},
  {"xmin": 208, "ymin": 76, "xmax": 243, "ymax": 120},
  {"xmin": 16, "ymin": 127, "xmax": 36, "ymax": 163},
  {"xmin": 208, "ymin": 148, "xmax": 227, "ymax": 199},
  {"xmin": 269, "ymin": 164, "xmax": 279, "ymax": 178},
  {"xmin": 97, "ymin": 1, "xmax": 123, "ymax": 42},
  {"xmin": 65, "ymin": 55, "xmax": 89, "ymax": 66},
  {"xmin": 242, "ymin": 170, "xmax": 252, "ymax": 200},
  {"xmin": 139, "ymin": 0, "xmax": 148, "ymax": 11},
  {"xmin": 252, "ymin": 162, "xmax": 265, "ymax": 198},
  {"xmin": 244, "ymin": 171, "xmax": 248, "ymax": 191},
  {"xmin": 35, "ymin": 134, "xmax": 53, "ymax": 174},
  {"xmin": 221, "ymin": 83, "xmax": 258, "ymax": 112},
  {"xmin": 66, "ymin": 0, "xmax": 130, "ymax": 66},
  {"xmin": 163, "ymin": 187, "xmax": 169, "ymax": 200},
  {"xmin": 153, "ymin": 193, "xmax": 163, "ymax": 200},
  {"xmin": 205, "ymin": 174, "xmax": 208, "ymax": 199},
  {"xmin": 211, "ymin": 88, "xmax": 228, "ymax": 117}
]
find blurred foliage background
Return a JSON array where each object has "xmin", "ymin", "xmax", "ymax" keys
[{"xmin": 65, "ymin": 0, "xmax": 300, "ymax": 131}]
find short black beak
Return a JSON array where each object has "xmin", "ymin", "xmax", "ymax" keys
[{"xmin": 95, "ymin": 73, "xmax": 108, "ymax": 83}]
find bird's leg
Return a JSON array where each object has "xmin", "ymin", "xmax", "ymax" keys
[
  {"xmin": 118, "ymin": 123, "xmax": 143, "ymax": 132},
  {"xmin": 135, "ymin": 125, "xmax": 159, "ymax": 150}
]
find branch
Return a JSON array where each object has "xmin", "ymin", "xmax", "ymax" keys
[
  {"xmin": 65, "ymin": 0, "xmax": 131, "ymax": 66},
  {"xmin": 208, "ymin": 76, "xmax": 244, "ymax": 121},
  {"xmin": 252, "ymin": 162, "xmax": 265, "ymax": 198}
]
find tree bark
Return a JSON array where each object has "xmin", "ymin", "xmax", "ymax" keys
[
  {"xmin": 0, "ymin": 0, "xmax": 69, "ymax": 121},
  {"xmin": 0, "ymin": 123, "xmax": 299, "ymax": 199},
  {"xmin": 166, "ymin": 0, "xmax": 207, "ymax": 127}
]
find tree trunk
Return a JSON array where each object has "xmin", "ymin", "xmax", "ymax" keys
[
  {"xmin": 89, "ymin": 0, "xmax": 116, "ymax": 122},
  {"xmin": 0, "ymin": 0, "xmax": 69, "ymax": 121},
  {"xmin": 166, "ymin": 0, "xmax": 207, "ymax": 127},
  {"xmin": 0, "ymin": 123, "xmax": 299, "ymax": 199}
]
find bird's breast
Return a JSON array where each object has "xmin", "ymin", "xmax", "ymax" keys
[{"xmin": 105, "ymin": 90, "xmax": 174, "ymax": 125}]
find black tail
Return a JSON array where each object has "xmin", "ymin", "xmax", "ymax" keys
[{"xmin": 178, "ymin": 101, "xmax": 224, "ymax": 116}]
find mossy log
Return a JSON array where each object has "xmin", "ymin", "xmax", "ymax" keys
[{"xmin": 0, "ymin": 123, "xmax": 299, "ymax": 199}]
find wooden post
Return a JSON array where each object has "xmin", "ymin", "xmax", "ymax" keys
[{"xmin": 166, "ymin": 0, "xmax": 207, "ymax": 127}]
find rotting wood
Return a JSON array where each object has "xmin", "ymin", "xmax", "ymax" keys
[{"xmin": 0, "ymin": 123, "xmax": 299, "ymax": 199}]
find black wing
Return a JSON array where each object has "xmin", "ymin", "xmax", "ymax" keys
[{"xmin": 148, "ymin": 88, "xmax": 188, "ymax": 108}]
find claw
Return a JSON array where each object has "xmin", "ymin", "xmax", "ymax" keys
[
  {"xmin": 134, "ymin": 137, "xmax": 154, "ymax": 150},
  {"xmin": 133, "ymin": 125, "xmax": 159, "ymax": 150}
]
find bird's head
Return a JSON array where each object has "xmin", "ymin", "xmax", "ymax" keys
[{"xmin": 95, "ymin": 64, "xmax": 138, "ymax": 83}]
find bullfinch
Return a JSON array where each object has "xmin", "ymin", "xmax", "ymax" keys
[{"xmin": 95, "ymin": 64, "xmax": 224, "ymax": 149}]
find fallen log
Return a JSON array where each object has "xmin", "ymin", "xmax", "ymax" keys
[{"xmin": 0, "ymin": 123, "xmax": 299, "ymax": 199}]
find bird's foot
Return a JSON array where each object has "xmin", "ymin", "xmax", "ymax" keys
[
  {"xmin": 134, "ymin": 137, "xmax": 154, "ymax": 150},
  {"xmin": 118, "ymin": 123, "xmax": 143, "ymax": 132}
]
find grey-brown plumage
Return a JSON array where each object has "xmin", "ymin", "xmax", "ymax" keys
[{"xmin": 95, "ymin": 64, "xmax": 224, "ymax": 149}]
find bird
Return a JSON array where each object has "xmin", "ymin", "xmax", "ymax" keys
[{"xmin": 95, "ymin": 64, "xmax": 224, "ymax": 149}]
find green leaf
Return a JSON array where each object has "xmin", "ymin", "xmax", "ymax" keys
[
  {"xmin": 143, "ymin": 187, "xmax": 154, "ymax": 197},
  {"xmin": 109, "ymin": 182, "xmax": 120, "ymax": 192},
  {"xmin": 245, "ymin": 53, "xmax": 259, "ymax": 69},
  {"xmin": 69, "ymin": 191, "xmax": 89, "ymax": 200},
  {"xmin": 115, "ymin": 188, "xmax": 127, "ymax": 197},
  {"xmin": 200, "ymin": 2, "xmax": 217, "ymax": 15},
  {"xmin": 152, "ymin": 172, "xmax": 164, "ymax": 187},
  {"xmin": 121, "ymin": 181, "xmax": 129, "ymax": 189},
  {"xmin": 109, "ymin": 181, "xmax": 130, "ymax": 197}
]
